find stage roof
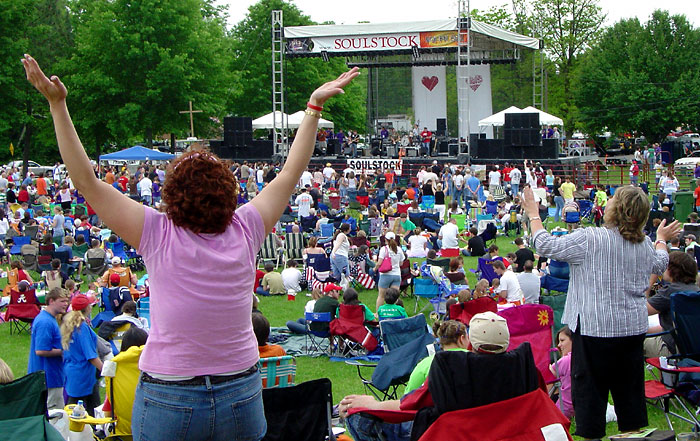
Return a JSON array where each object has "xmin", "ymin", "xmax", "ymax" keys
[{"xmin": 284, "ymin": 19, "xmax": 541, "ymax": 60}]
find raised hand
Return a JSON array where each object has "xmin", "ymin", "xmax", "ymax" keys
[
  {"xmin": 21, "ymin": 54, "xmax": 67, "ymax": 105},
  {"xmin": 522, "ymin": 186, "xmax": 539, "ymax": 217},
  {"xmin": 655, "ymin": 219, "xmax": 682, "ymax": 243},
  {"xmin": 309, "ymin": 67, "xmax": 360, "ymax": 107}
]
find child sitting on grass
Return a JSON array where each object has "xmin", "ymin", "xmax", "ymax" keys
[
  {"xmin": 377, "ymin": 288, "xmax": 407, "ymax": 320},
  {"xmin": 253, "ymin": 312, "xmax": 287, "ymax": 358}
]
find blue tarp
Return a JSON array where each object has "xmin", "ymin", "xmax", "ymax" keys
[{"xmin": 99, "ymin": 146, "xmax": 175, "ymax": 161}]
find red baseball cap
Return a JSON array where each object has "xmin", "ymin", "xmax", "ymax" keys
[
  {"xmin": 323, "ymin": 283, "xmax": 342, "ymax": 294},
  {"xmin": 71, "ymin": 294, "xmax": 94, "ymax": 312},
  {"xmin": 109, "ymin": 273, "xmax": 122, "ymax": 285}
]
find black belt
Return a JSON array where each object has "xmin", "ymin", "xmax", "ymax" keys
[{"xmin": 141, "ymin": 365, "xmax": 258, "ymax": 386}]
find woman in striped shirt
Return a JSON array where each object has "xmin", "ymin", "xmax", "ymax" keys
[{"xmin": 522, "ymin": 185, "xmax": 681, "ymax": 440}]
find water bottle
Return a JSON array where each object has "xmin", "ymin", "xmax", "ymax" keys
[
  {"xmin": 413, "ymin": 262, "xmax": 418, "ymax": 271},
  {"xmin": 659, "ymin": 356, "xmax": 668, "ymax": 369},
  {"xmin": 72, "ymin": 400, "xmax": 86, "ymax": 419}
]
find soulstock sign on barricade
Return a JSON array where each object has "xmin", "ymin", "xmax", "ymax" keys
[{"xmin": 346, "ymin": 158, "xmax": 403, "ymax": 175}]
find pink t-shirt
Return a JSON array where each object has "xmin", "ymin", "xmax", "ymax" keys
[
  {"xmin": 554, "ymin": 352, "xmax": 573, "ymax": 418},
  {"xmin": 137, "ymin": 203, "xmax": 265, "ymax": 375}
]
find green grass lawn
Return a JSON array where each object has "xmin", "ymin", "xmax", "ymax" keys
[{"xmin": 0, "ymin": 227, "xmax": 694, "ymax": 439}]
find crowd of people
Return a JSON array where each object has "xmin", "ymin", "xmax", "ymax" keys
[{"xmin": 6, "ymin": 53, "xmax": 698, "ymax": 441}]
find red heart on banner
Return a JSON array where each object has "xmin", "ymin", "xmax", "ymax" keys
[
  {"xmin": 421, "ymin": 76, "xmax": 439, "ymax": 91},
  {"xmin": 468, "ymin": 75, "xmax": 483, "ymax": 91}
]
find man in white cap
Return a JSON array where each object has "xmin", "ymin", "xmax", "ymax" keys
[{"xmin": 322, "ymin": 162, "xmax": 335, "ymax": 186}]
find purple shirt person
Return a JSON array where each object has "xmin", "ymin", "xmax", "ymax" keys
[
  {"xmin": 335, "ymin": 130, "xmax": 345, "ymax": 144},
  {"xmin": 694, "ymin": 164, "xmax": 700, "ymax": 180}
]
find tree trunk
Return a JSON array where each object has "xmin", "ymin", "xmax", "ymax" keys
[{"xmin": 146, "ymin": 127, "xmax": 153, "ymax": 149}]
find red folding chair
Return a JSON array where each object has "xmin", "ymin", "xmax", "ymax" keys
[
  {"xmin": 4, "ymin": 288, "xmax": 40, "ymax": 334},
  {"xmin": 498, "ymin": 304, "xmax": 557, "ymax": 384},
  {"xmin": 448, "ymin": 297, "xmax": 498, "ymax": 325}
]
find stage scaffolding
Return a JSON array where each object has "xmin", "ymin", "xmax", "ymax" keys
[{"xmin": 274, "ymin": 10, "xmax": 540, "ymax": 158}]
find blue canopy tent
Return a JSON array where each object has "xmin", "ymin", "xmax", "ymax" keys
[{"xmin": 99, "ymin": 145, "xmax": 175, "ymax": 161}]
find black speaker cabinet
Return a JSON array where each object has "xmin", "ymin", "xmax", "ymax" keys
[{"xmin": 436, "ymin": 118, "xmax": 447, "ymax": 136}]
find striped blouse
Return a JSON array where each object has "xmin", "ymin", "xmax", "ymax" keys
[{"xmin": 533, "ymin": 227, "xmax": 668, "ymax": 338}]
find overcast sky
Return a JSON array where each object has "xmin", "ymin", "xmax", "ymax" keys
[{"xmin": 220, "ymin": 0, "xmax": 698, "ymax": 28}]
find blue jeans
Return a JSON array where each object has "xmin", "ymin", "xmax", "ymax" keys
[
  {"xmin": 286, "ymin": 317, "xmax": 307, "ymax": 334},
  {"xmin": 452, "ymin": 188, "xmax": 463, "ymax": 207},
  {"xmin": 554, "ymin": 196, "xmax": 565, "ymax": 222},
  {"xmin": 331, "ymin": 255, "xmax": 349, "ymax": 280},
  {"xmin": 132, "ymin": 370, "xmax": 265, "ymax": 441},
  {"xmin": 511, "ymin": 183, "xmax": 519, "ymax": 196},
  {"xmin": 142, "ymin": 195, "xmax": 152, "ymax": 206},
  {"xmin": 346, "ymin": 412, "xmax": 412, "ymax": 441}
]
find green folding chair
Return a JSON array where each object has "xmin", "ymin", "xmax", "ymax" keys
[{"xmin": 259, "ymin": 356, "xmax": 296, "ymax": 389}]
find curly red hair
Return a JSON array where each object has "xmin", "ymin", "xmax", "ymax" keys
[{"xmin": 161, "ymin": 151, "xmax": 238, "ymax": 234}]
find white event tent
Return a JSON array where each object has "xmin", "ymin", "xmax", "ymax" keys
[
  {"xmin": 252, "ymin": 111, "xmax": 335, "ymax": 130},
  {"xmin": 478, "ymin": 106, "xmax": 563, "ymax": 128}
]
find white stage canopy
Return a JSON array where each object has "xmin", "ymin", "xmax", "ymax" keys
[
  {"xmin": 478, "ymin": 106, "xmax": 563, "ymax": 127},
  {"xmin": 252, "ymin": 111, "xmax": 290, "ymax": 130},
  {"xmin": 520, "ymin": 106, "xmax": 564, "ymax": 126},
  {"xmin": 284, "ymin": 19, "xmax": 540, "ymax": 55},
  {"xmin": 478, "ymin": 106, "xmax": 522, "ymax": 127},
  {"xmin": 288, "ymin": 111, "xmax": 334, "ymax": 129}
]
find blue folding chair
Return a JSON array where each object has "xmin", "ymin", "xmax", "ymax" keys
[
  {"xmin": 485, "ymin": 200, "xmax": 498, "ymax": 215},
  {"xmin": 305, "ymin": 312, "xmax": 332, "ymax": 354},
  {"xmin": 320, "ymin": 223, "xmax": 335, "ymax": 239},
  {"xmin": 92, "ymin": 287, "xmax": 116, "ymax": 328},
  {"xmin": 413, "ymin": 277, "xmax": 441, "ymax": 314},
  {"xmin": 74, "ymin": 228, "xmax": 90, "ymax": 244},
  {"xmin": 137, "ymin": 296, "xmax": 150, "ymax": 324},
  {"xmin": 106, "ymin": 240, "xmax": 128, "ymax": 261},
  {"xmin": 420, "ymin": 195, "xmax": 435, "ymax": 212},
  {"xmin": 9, "ymin": 236, "xmax": 31, "ymax": 255}
]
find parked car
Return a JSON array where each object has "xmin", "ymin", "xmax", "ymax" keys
[
  {"xmin": 4, "ymin": 160, "xmax": 54, "ymax": 177},
  {"xmin": 674, "ymin": 150, "xmax": 700, "ymax": 170}
]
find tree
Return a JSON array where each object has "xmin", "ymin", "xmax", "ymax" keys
[
  {"xmin": 574, "ymin": 10, "xmax": 700, "ymax": 142},
  {"xmin": 0, "ymin": 0, "xmax": 75, "ymax": 165},
  {"xmin": 228, "ymin": 0, "xmax": 365, "ymax": 133},
  {"xmin": 67, "ymin": 0, "xmax": 234, "ymax": 155}
]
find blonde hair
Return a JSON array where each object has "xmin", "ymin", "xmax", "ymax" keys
[
  {"xmin": 0, "ymin": 358, "xmax": 14, "ymax": 384},
  {"xmin": 61, "ymin": 309, "xmax": 89, "ymax": 350},
  {"xmin": 457, "ymin": 289, "xmax": 472, "ymax": 303},
  {"xmin": 603, "ymin": 186, "xmax": 650, "ymax": 243},
  {"xmin": 311, "ymin": 288, "xmax": 323, "ymax": 301},
  {"xmin": 473, "ymin": 279, "xmax": 490, "ymax": 298}
]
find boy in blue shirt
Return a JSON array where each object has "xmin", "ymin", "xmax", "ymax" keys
[{"xmin": 28, "ymin": 286, "xmax": 69, "ymax": 410}]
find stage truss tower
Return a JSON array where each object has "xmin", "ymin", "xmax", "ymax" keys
[
  {"xmin": 457, "ymin": 0, "xmax": 471, "ymax": 155},
  {"xmin": 271, "ymin": 10, "xmax": 288, "ymax": 156}
]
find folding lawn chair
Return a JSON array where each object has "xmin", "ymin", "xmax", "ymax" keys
[
  {"xmin": 305, "ymin": 253, "xmax": 333, "ymax": 291},
  {"xmin": 347, "ymin": 330, "xmax": 435, "ymax": 401},
  {"xmin": 413, "ymin": 277, "xmax": 441, "ymax": 315},
  {"xmin": 23, "ymin": 225, "xmax": 39, "ymax": 241},
  {"xmin": 540, "ymin": 274, "xmax": 569, "ymax": 331},
  {"xmin": 92, "ymin": 287, "xmax": 116, "ymax": 329},
  {"xmin": 300, "ymin": 215, "xmax": 318, "ymax": 233},
  {"xmin": 319, "ymin": 222, "xmax": 335, "ymax": 240},
  {"xmin": 66, "ymin": 345, "xmax": 144, "ymax": 439},
  {"xmin": 451, "ymin": 213, "xmax": 466, "ymax": 230},
  {"xmin": 330, "ymin": 304, "xmax": 378, "ymax": 357},
  {"xmin": 284, "ymin": 232, "xmax": 305, "ymax": 264},
  {"xmin": 477, "ymin": 221, "xmax": 497, "ymax": 245},
  {"xmin": 399, "ymin": 259, "xmax": 413, "ymax": 296},
  {"xmin": 4, "ymin": 288, "xmax": 40, "ymax": 334},
  {"xmin": 469, "ymin": 256, "xmax": 502, "ymax": 284},
  {"xmin": 425, "ymin": 257, "xmax": 450, "ymax": 274},
  {"xmin": 259, "ymin": 355, "xmax": 296, "ymax": 389},
  {"xmin": 448, "ymin": 297, "xmax": 498, "ymax": 325},
  {"xmin": 644, "ymin": 291, "xmax": 700, "ymax": 432},
  {"xmin": 258, "ymin": 233, "xmax": 284, "ymax": 269},
  {"xmin": 484, "ymin": 199, "xmax": 499, "ymax": 215},
  {"xmin": 348, "ymin": 344, "xmax": 571, "ymax": 441},
  {"xmin": 305, "ymin": 312, "xmax": 333, "ymax": 355},
  {"xmin": 0, "ymin": 371, "xmax": 65, "ymax": 440},
  {"xmin": 83, "ymin": 256, "xmax": 107, "ymax": 281},
  {"xmin": 498, "ymin": 304, "xmax": 557, "ymax": 384},
  {"xmin": 106, "ymin": 240, "xmax": 128, "ymax": 262},
  {"xmin": 9, "ymin": 235, "xmax": 31, "ymax": 256},
  {"xmin": 420, "ymin": 195, "xmax": 435, "ymax": 212},
  {"xmin": 261, "ymin": 378, "xmax": 337, "ymax": 441},
  {"xmin": 20, "ymin": 244, "xmax": 39, "ymax": 272}
]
